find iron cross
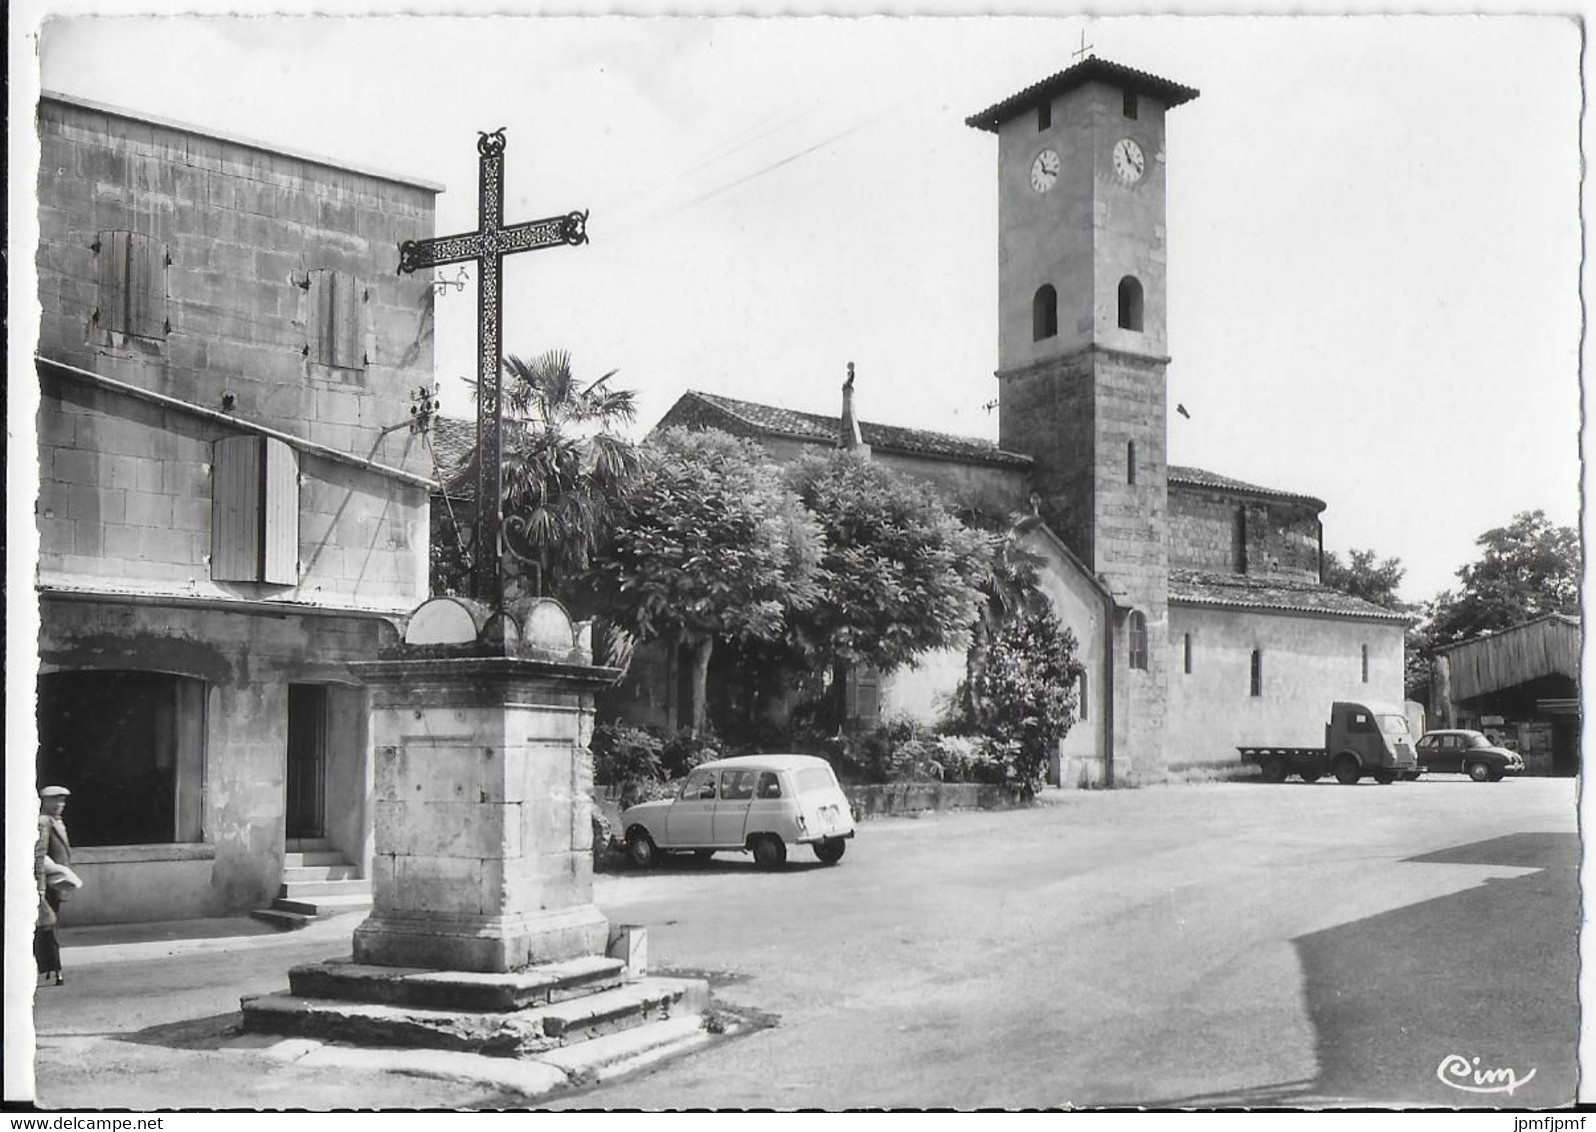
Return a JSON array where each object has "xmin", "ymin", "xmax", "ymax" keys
[{"xmin": 397, "ymin": 127, "xmax": 589, "ymax": 607}]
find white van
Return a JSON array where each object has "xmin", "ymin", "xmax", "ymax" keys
[{"xmin": 620, "ymin": 754, "xmax": 855, "ymax": 870}]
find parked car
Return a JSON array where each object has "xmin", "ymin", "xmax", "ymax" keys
[
  {"xmin": 620, "ymin": 754, "xmax": 855, "ymax": 870},
  {"xmin": 1413, "ymin": 730, "xmax": 1525, "ymax": 782}
]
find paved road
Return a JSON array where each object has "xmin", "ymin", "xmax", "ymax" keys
[{"xmin": 25, "ymin": 778, "xmax": 1578, "ymax": 1110}]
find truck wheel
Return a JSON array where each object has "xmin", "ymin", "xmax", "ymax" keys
[
  {"xmin": 1334, "ymin": 757, "xmax": 1361, "ymax": 785},
  {"xmin": 1301, "ymin": 772, "xmax": 1323, "ymax": 784},
  {"xmin": 626, "ymin": 828, "xmax": 658, "ymax": 869},
  {"xmin": 1373, "ymin": 771, "xmax": 1395, "ymax": 785},
  {"xmin": 1260, "ymin": 759, "xmax": 1287, "ymax": 784},
  {"xmin": 1468, "ymin": 762, "xmax": 1491, "ymax": 783}
]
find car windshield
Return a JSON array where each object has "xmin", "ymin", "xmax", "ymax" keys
[{"xmin": 1378, "ymin": 715, "xmax": 1410, "ymax": 737}]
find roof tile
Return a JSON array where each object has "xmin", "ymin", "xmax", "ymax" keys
[{"xmin": 1169, "ymin": 568, "xmax": 1409, "ymax": 622}]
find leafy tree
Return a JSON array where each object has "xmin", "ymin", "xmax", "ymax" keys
[
  {"xmin": 955, "ymin": 505, "xmax": 1047, "ymax": 730},
  {"xmin": 780, "ymin": 451, "xmax": 988, "ymax": 728},
  {"xmin": 487, "ymin": 349, "xmax": 641, "ymax": 604},
  {"xmin": 589, "ymin": 428, "xmax": 823, "ymax": 735},
  {"xmin": 958, "ymin": 607, "xmax": 1084, "ymax": 799},
  {"xmin": 1323, "ymin": 548, "xmax": 1408, "ymax": 611},
  {"xmin": 1428, "ymin": 510, "xmax": 1580, "ymax": 643}
]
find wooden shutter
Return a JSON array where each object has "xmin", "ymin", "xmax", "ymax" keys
[
  {"xmin": 212, "ymin": 435, "xmax": 263, "ymax": 581},
  {"xmin": 311, "ymin": 270, "xmax": 364, "ymax": 369},
  {"xmin": 127, "ymin": 233, "xmax": 167, "ymax": 339},
  {"xmin": 96, "ymin": 231, "xmax": 130, "ymax": 333},
  {"xmin": 261, "ymin": 438, "xmax": 300, "ymax": 585},
  {"xmin": 847, "ymin": 666, "xmax": 881, "ymax": 724}
]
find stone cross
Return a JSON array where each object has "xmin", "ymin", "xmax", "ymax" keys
[
  {"xmin": 1073, "ymin": 29, "xmax": 1094, "ymax": 62},
  {"xmin": 398, "ymin": 128, "xmax": 589, "ymax": 606}
]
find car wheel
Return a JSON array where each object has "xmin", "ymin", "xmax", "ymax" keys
[
  {"xmin": 1334, "ymin": 756, "xmax": 1361, "ymax": 785},
  {"xmin": 1372, "ymin": 770, "xmax": 1395, "ymax": 785},
  {"xmin": 1468, "ymin": 762, "xmax": 1491, "ymax": 783},
  {"xmin": 1301, "ymin": 772, "xmax": 1323, "ymax": 784},
  {"xmin": 1260, "ymin": 759, "xmax": 1287, "ymax": 784},
  {"xmin": 693, "ymin": 849, "xmax": 715, "ymax": 862},
  {"xmin": 626, "ymin": 828, "xmax": 658, "ymax": 869},
  {"xmin": 814, "ymin": 837, "xmax": 847, "ymax": 865},
  {"xmin": 752, "ymin": 834, "xmax": 787, "ymax": 871}
]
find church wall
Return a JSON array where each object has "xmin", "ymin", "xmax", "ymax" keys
[
  {"xmin": 1165, "ymin": 604, "xmax": 1406, "ymax": 765},
  {"xmin": 1168, "ymin": 486, "xmax": 1321, "ymax": 581},
  {"xmin": 1024, "ymin": 530, "xmax": 1110, "ymax": 776}
]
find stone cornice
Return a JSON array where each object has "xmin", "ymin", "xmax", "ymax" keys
[{"xmin": 994, "ymin": 343, "xmax": 1173, "ymax": 383}]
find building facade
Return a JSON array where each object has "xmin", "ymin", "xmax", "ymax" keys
[{"xmin": 34, "ymin": 93, "xmax": 440, "ymax": 923}]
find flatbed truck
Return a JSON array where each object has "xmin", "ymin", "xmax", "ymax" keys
[{"xmin": 1238, "ymin": 701, "xmax": 1422, "ymax": 785}]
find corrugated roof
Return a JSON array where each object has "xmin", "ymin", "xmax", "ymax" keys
[
  {"xmin": 676, "ymin": 391, "xmax": 1035, "ymax": 470},
  {"xmin": 1169, "ymin": 466, "xmax": 1325, "ymax": 511},
  {"xmin": 1169, "ymin": 568, "xmax": 1410, "ymax": 622},
  {"xmin": 966, "ymin": 57, "xmax": 1200, "ymax": 133}
]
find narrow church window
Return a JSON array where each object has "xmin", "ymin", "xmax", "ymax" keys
[
  {"xmin": 1127, "ymin": 440, "xmax": 1137, "ymax": 485},
  {"xmin": 212, "ymin": 435, "xmax": 300, "ymax": 585},
  {"xmin": 1038, "ymin": 100, "xmax": 1052, "ymax": 131},
  {"xmin": 1123, "ymin": 90, "xmax": 1139, "ymax": 120},
  {"xmin": 1128, "ymin": 611, "xmax": 1148, "ymax": 671},
  {"xmin": 94, "ymin": 230, "xmax": 169, "ymax": 340},
  {"xmin": 1361, "ymin": 644, "xmax": 1370, "ymax": 683},
  {"xmin": 1250, "ymin": 649, "xmax": 1263, "ymax": 697},
  {"xmin": 1184, "ymin": 633, "xmax": 1193, "ymax": 674},
  {"xmin": 1033, "ymin": 285, "xmax": 1058, "ymax": 341},
  {"xmin": 1078, "ymin": 671, "xmax": 1088, "ymax": 719},
  {"xmin": 1233, "ymin": 507, "xmax": 1249, "ymax": 573},
  {"xmin": 307, "ymin": 269, "xmax": 367, "ymax": 370},
  {"xmin": 1118, "ymin": 276, "xmax": 1144, "ymax": 332}
]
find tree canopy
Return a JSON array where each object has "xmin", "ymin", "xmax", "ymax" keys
[
  {"xmin": 1428, "ymin": 509, "xmax": 1580, "ymax": 643},
  {"xmin": 589, "ymin": 427, "xmax": 823, "ymax": 734},
  {"xmin": 1322, "ymin": 548, "xmax": 1408, "ymax": 612}
]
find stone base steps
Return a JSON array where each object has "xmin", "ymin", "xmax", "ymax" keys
[
  {"xmin": 241, "ymin": 974, "xmax": 708, "ymax": 1059},
  {"xmin": 288, "ymin": 956, "xmax": 628, "ymax": 1012}
]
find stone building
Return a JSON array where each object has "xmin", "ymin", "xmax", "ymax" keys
[
  {"xmin": 33, "ymin": 92, "xmax": 440, "ymax": 923},
  {"xmin": 620, "ymin": 58, "xmax": 1410, "ymax": 781}
]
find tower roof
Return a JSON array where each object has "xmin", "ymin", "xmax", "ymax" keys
[{"xmin": 965, "ymin": 56, "xmax": 1200, "ymax": 133}]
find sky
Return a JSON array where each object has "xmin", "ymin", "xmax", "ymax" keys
[{"xmin": 9, "ymin": 5, "xmax": 1585, "ymax": 605}]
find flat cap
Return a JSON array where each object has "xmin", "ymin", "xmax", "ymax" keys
[{"xmin": 38, "ymin": 785, "xmax": 71, "ymax": 798}]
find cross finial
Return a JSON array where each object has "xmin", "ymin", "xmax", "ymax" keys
[{"xmin": 1073, "ymin": 28, "xmax": 1094, "ymax": 63}]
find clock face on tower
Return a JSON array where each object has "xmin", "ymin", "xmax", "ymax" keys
[
  {"xmin": 1112, "ymin": 138, "xmax": 1146, "ymax": 184},
  {"xmin": 1030, "ymin": 148, "xmax": 1061, "ymax": 193}
]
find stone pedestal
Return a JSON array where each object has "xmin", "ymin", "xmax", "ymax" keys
[{"xmin": 349, "ymin": 599, "xmax": 620, "ymax": 973}]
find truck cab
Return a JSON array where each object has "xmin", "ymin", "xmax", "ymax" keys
[{"xmin": 1325, "ymin": 701, "xmax": 1421, "ymax": 784}]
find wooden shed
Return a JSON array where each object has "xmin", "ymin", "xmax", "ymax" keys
[{"xmin": 1431, "ymin": 613, "xmax": 1581, "ymax": 775}]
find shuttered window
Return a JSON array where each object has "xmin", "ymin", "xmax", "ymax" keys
[
  {"xmin": 212, "ymin": 435, "xmax": 299, "ymax": 584},
  {"xmin": 307, "ymin": 269, "xmax": 366, "ymax": 370},
  {"xmin": 846, "ymin": 665, "xmax": 882, "ymax": 725},
  {"xmin": 95, "ymin": 231, "xmax": 168, "ymax": 339}
]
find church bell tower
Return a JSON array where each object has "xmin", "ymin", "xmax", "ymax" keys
[{"xmin": 967, "ymin": 56, "xmax": 1199, "ymax": 777}]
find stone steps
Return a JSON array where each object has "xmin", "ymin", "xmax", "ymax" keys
[
  {"xmin": 250, "ymin": 843, "xmax": 371, "ymax": 928},
  {"xmin": 288, "ymin": 956, "xmax": 628, "ymax": 1012},
  {"xmin": 240, "ymin": 976, "xmax": 707, "ymax": 1058}
]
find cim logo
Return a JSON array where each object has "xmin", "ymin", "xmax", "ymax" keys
[{"xmin": 1436, "ymin": 1053, "xmax": 1537, "ymax": 1096}]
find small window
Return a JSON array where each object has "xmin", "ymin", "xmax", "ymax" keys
[
  {"xmin": 1118, "ymin": 276, "xmax": 1144, "ymax": 332},
  {"xmin": 1250, "ymin": 649, "xmax": 1263, "ymax": 697},
  {"xmin": 1128, "ymin": 611, "xmax": 1148, "ymax": 671},
  {"xmin": 720, "ymin": 769, "xmax": 755, "ymax": 801},
  {"xmin": 94, "ymin": 230, "xmax": 169, "ymax": 340},
  {"xmin": 1123, "ymin": 90, "xmax": 1139, "ymax": 120},
  {"xmin": 1127, "ymin": 440, "xmax": 1137, "ymax": 485},
  {"xmin": 212, "ymin": 435, "xmax": 300, "ymax": 585},
  {"xmin": 1078, "ymin": 671, "xmax": 1088, "ymax": 719},
  {"xmin": 1038, "ymin": 101, "xmax": 1052, "ymax": 131},
  {"xmin": 307, "ymin": 269, "xmax": 367, "ymax": 370},
  {"xmin": 1183, "ymin": 633, "xmax": 1193, "ymax": 675},
  {"xmin": 755, "ymin": 772, "xmax": 782, "ymax": 800},
  {"xmin": 1033, "ymin": 285, "xmax": 1058, "ymax": 341},
  {"xmin": 1361, "ymin": 644, "xmax": 1370, "ymax": 683}
]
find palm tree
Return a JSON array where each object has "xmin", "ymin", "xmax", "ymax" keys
[
  {"xmin": 961, "ymin": 511, "xmax": 1047, "ymax": 729},
  {"xmin": 477, "ymin": 349, "xmax": 641, "ymax": 602}
]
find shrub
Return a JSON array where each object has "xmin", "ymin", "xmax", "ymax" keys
[
  {"xmin": 589, "ymin": 723, "xmax": 663, "ymax": 787},
  {"xmin": 659, "ymin": 728, "xmax": 723, "ymax": 780}
]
